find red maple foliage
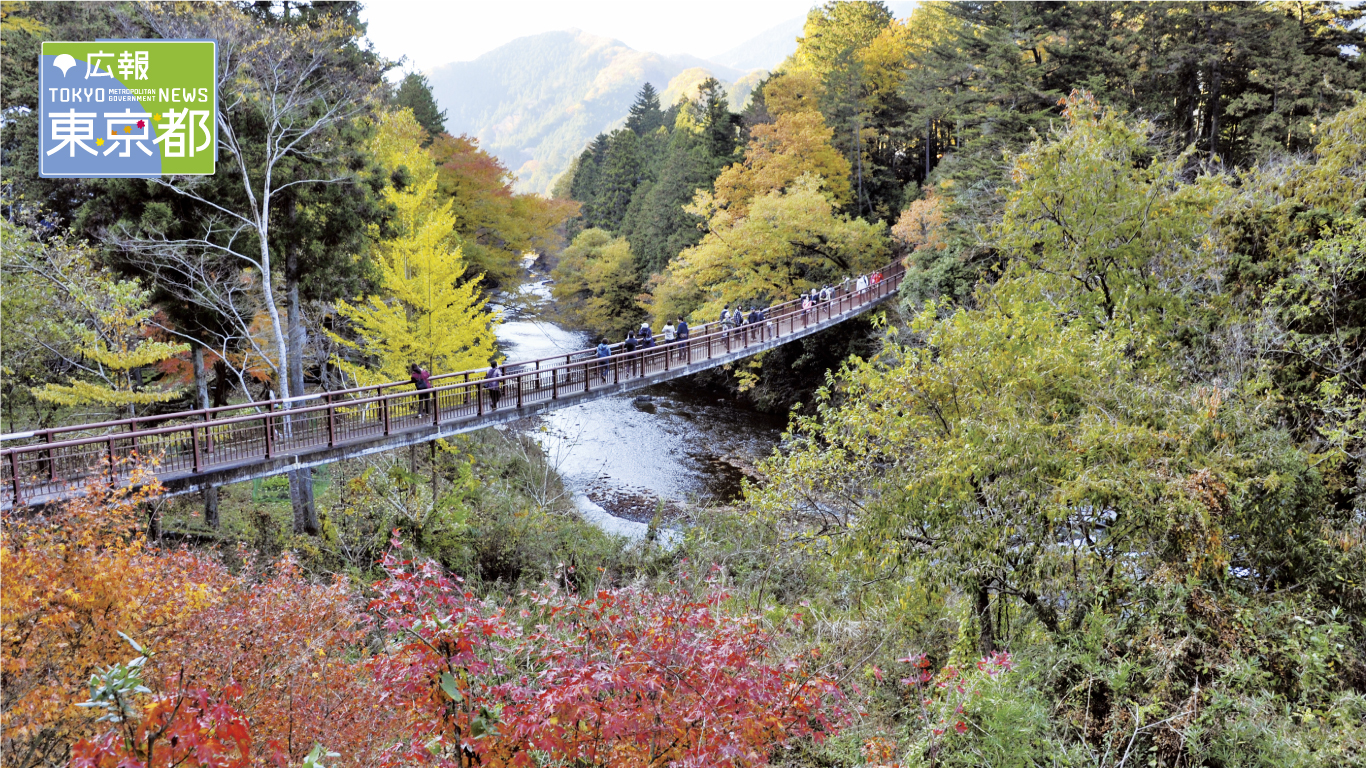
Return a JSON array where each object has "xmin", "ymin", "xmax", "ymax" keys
[
  {"xmin": 369, "ymin": 544, "xmax": 846, "ymax": 768},
  {"xmin": 159, "ymin": 554, "xmax": 398, "ymax": 768},
  {"xmin": 69, "ymin": 685, "xmax": 251, "ymax": 768}
]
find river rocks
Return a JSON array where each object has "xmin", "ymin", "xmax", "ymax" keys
[{"xmin": 584, "ymin": 478, "xmax": 685, "ymax": 524}]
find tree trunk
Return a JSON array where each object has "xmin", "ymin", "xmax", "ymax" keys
[
  {"xmin": 212, "ymin": 359, "xmax": 231, "ymax": 407},
  {"xmin": 1205, "ymin": 8, "xmax": 1223, "ymax": 160},
  {"xmin": 925, "ymin": 117, "xmax": 932, "ymax": 181},
  {"xmin": 976, "ymin": 581, "xmax": 996, "ymax": 655},
  {"xmin": 854, "ymin": 118, "xmax": 864, "ymax": 218},
  {"xmin": 257, "ymin": 225, "xmax": 291, "ymax": 402},
  {"xmin": 286, "ymin": 248, "xmax": 318, "ymax": 536},
  {"xmin": 146, "ymin": 502, "xmax": 161, "ymax": 543},
  {"xmin": 1208, "ymin": 57, "xmax": 1222, "ymax": 159},
  {"xmin": 193, "ymin": 346, "xmax": 219, "ymax": 528}
]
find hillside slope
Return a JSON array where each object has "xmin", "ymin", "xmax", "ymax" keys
[{"xmin": 428, "ymin": 30, "xmax": 749, "ymax": 195}]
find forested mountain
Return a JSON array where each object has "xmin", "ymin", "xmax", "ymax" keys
[{"xmin": 426, "ymin": 29, "xmax": 756, "ymax": 195}]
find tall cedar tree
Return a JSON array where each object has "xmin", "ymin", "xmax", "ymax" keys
[{"xmin": 392, "ymin": 72, "xmax": 448, "ymax": 143}]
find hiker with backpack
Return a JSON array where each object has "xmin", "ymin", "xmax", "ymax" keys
[{"xmin": 483, "ymin": 360, "xmax": 503, "ymax": 410}]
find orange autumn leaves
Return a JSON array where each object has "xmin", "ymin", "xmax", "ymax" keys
[
  {"xmin": 0, "ymin": 475, "xmax": 394, "ymax": 768},
  {"xmin": 3, "ymin": 477, "xmax": 846, "ymax": 768}
]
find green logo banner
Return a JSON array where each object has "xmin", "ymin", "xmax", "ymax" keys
[{"xmin": 40, "ymin": 39, "xmax": 217, "ymax": 178}]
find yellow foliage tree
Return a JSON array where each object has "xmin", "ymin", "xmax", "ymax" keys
[
  {"xmin": 11, "ymin": 227, "xmax": 190, "ymax": 416},
  {"xmin": 550, "ymin": 228, "xmax": 646, "ymax": 339},
  {"xmin": 761, "ymin": 69, "xmax": 824, "ymax": 117},
  {"xmin": 329, "ymin": 110, "xmax": 500, "ymax": 385},
  {"xmin": 652, "ymin": 177, "xmax": 887, "ymax": 324},
  {"xmin": 891, "ymin": 190, "xmax": 948, "ymax": 252},
  {"xmin": 712, "ymin": 110, "xmax": 852, "ymax": 217}
]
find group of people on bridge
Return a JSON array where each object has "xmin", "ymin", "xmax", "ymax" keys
[
  {"xmin": 595, "ymin": 317, "xmax": 692, "ymax": 381},
  {"xmin": 404, "ymin": 268, "xmax": 890, "ymax": 407}
]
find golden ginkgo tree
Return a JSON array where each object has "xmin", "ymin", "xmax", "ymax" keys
[
  {"xmin": 2, "ymin": 215, "xmax": 189, "ymax": 418},
  {"xmin": 328, "ymin": 109, "xmax": 500, "ymax": 387},
  {"xmin": 34, "ymin": 291, "xmax": 189, "ymax": 415}
]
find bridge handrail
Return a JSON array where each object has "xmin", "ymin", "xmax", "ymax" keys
[
  {"xmin": 0, "ymin": 265, "xmax": 897, "ymax": 447},
  {"xmin": 1, "ymin": 261, "xmax": 903, "ymax": 506}
]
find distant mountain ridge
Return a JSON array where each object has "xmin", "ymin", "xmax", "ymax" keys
[
  {"xmin": 427, "ymin": 29, "xmax": 755, "ymax": 196},
  {"xmin": 425, "ymin": 5, "xmax": 922, "ymax": 197},
  {"xmin": 708, "ymin": 16, "xmax": 806, "ymax": 72}
]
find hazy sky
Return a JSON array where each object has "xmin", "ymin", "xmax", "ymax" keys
[{"xmin": 360, "ymin": 1, "xmax": 820, "ymax": 74}]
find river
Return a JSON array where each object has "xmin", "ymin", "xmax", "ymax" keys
[{"xmin": 493, "ymin": 277, "xmax": 786, "ymax": 539}]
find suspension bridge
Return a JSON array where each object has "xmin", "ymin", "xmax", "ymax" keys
[{"xmin": 0, "ymin": 263, "xmax": 904, "ymax": 510}]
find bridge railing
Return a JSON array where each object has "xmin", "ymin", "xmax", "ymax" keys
[
  {"xmin": 1, "ymin": 262, "xmax": 903, "ymax": 507},
  {"xmin": 0, "ymin": 265, "xmax": 887, "ymax": 450}
]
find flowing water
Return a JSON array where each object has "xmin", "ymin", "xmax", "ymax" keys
[{"xmin": 493, "ymin": 278, "xmax": 786, "ymax": 539}]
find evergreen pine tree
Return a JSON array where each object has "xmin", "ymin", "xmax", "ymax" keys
[
  {"xmin": 677, "ymin": 78, "xmax": 742, "ymax": 178},
  {"xmin": 627, "ymin": 127, "xmax": 713, "ymax": 274},
  {"xmin": 392, "ymin": 73, "xmax": 448, "ymax": 144},
  {"xmin": 594, "ymin": 129, "xmax": 645, "ymax": 232},
  {"xmin": 625, "ymin": 83, "xmax": 664, "ymax": 136},
  {"xmin": 570, "ymin": 134, "xmax": 611, "ymax": 229}
]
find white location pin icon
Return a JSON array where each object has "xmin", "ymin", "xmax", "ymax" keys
[{"xmin": 53, "ymin": 53, "xmax": 77, "ymax": 76}]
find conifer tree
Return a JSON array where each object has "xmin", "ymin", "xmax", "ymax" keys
[
  {"xmin": 392, "ymin": 72, "xmax": 448, "ymax": 144},
  {"xmin": 623, "ymin": 127, "xmax": 712, "ymax": 274},
  {"xmin": 594, "ymin": 129, "xmax": 646, "ymax": 232},
  {"xmin": 678, "ymin": 78, "xmax": 742, "ymax": 177},
  {"xmin": 625, "ymin": 82, "xmax": 664, "ymax": 136}
]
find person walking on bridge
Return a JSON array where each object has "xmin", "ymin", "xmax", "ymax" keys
[
  {"xmin": 675, "ymin": 317, "xmax": 689, "ymax": 362},
  {"xmin": 637, "ymin": 322, "xmax": 654, "ymax": 373},
  {"xmin": 596, "ymin": 338, "xmax": 611, "ymax": 382},
  {"xmin": 483, "ymin": 360, "xmax": 503, "ymax": 410},
  {"xmin": 409, "ymin": 363, "xmax": 432, "ymax": 416},
  {"xmin": 624, "ymin": 330, "xmax": 639, "ymax": 378}
]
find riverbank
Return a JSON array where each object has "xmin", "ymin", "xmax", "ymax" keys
[{"xmin": 493, "ymin": 276, "xmax": 786, "ymax": 540}]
